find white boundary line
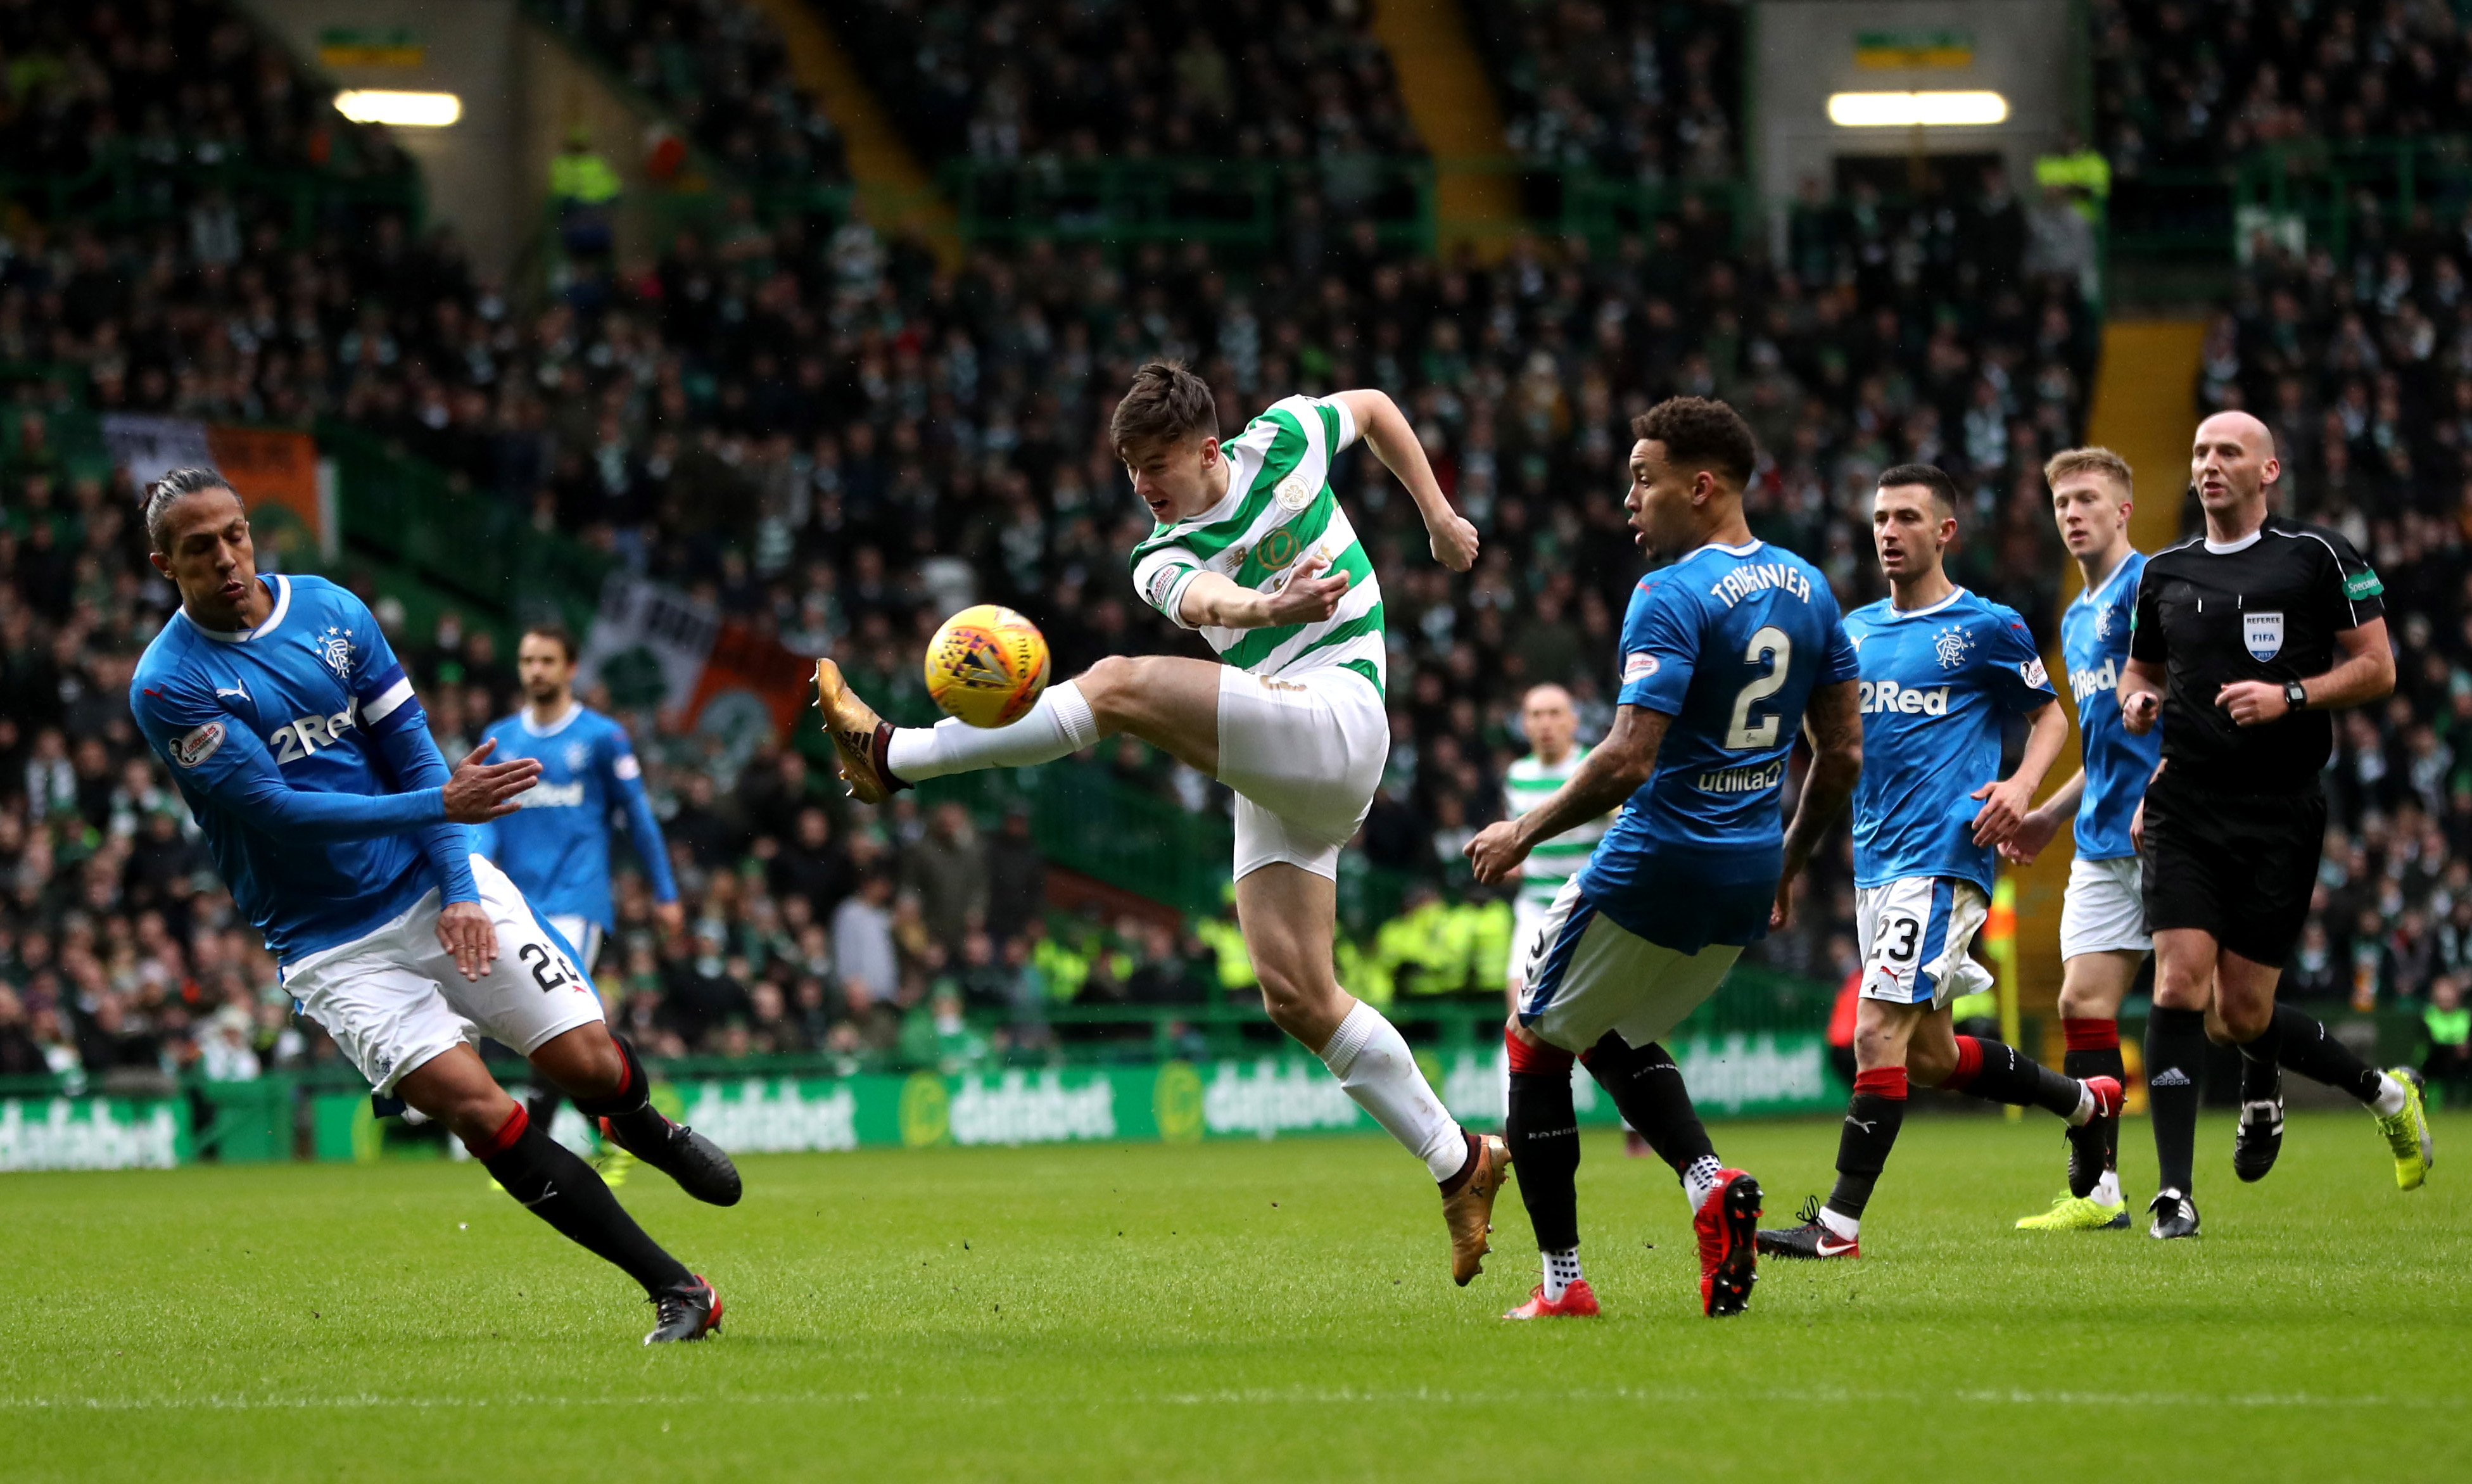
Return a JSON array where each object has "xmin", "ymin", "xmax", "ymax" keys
[{"xmin": 0, "ymin": 1386, "xmax": 2445, "ymax": 1412}]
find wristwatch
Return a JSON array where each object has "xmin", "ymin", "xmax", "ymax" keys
[{"xmin": 2283, "ymin": 680, "xmax": 2308, "ymax": 711}]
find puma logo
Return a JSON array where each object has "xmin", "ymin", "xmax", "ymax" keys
[{"xmin": 1844, "ymin": 1115, "xmax": 1877, "ymax": 1132}]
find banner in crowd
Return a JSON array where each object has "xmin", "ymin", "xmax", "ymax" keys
[
  {"xmin": 99, "ymin": 414, "xmax": 330, "ymax": 559},
  {"xmin": 576, "ymin": 572, "xmax": 815, "ymax": 742}
]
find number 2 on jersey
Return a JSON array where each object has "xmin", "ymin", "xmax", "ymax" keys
[{"xmin": 1724, "ymin": 625, "xmax": 1791, "ymax": 750}]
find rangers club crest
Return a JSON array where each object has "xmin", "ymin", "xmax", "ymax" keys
[
  {"xmin": 1933, "ymin": 625, "xmax": 1971, "ymax": 669},
  {"xmin": 2093, "ymin": 604, "xmax": 2114, "ymax": 640},
  {"xmin": 2245, "ymin": 611, "xmax": 2284, "ymax": 661},
  {"xmin": 317, "ymin": 626, "xmax": 354, "ymax": 680},
  {"xmin": 565, "ymin": 742, "xmax": 589, "ymax": 770}
]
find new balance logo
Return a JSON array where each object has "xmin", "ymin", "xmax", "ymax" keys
[{"xmin": 2150, "ymin": 1068, "xmax": 2193, "ymax": 1087}]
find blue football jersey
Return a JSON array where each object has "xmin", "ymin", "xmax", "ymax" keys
[
  {"xmin": 2060, "ymin": 551, "xmax": 2162, "ymax": 860},
  {"xmin": 132, "ymin": 575, "xmax": 466, "ymax": 960},
  {"xmin": 1846, "ymin": 587, "xmax": 2058, "ymax": 893},
  {"xmin": 472, "ymin": 704, "xmax": 677, "ymax": 931},
  {"xmin": 1576, "ymin": 540, "xmax": 1861, "ymax": 951}
]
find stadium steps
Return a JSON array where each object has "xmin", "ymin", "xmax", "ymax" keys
[
  {"xmin": 2008, "ymin": 316, "xmax": 2209, "ymax": 1035},
  {"xmin": 755, "ymin": 0, "xmax": 959, "ymax": 265},
  {"xmin": 1367, "ymin": 0, "xmax": 1522, "ymax": 258},
  {"xmin": 2083, "ymin": 319, "xmax": 2209, "ymax": 556}
]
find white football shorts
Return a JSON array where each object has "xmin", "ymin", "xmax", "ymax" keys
[
  {"xmin": 2059, "ymin": 854, "xmax": 2149, "ymax": 959},
  {"xmin": 281, "ymin": 854, "xmax": 604, "ymax": 1094},
  {"xmin": 1514, "ymin": 876, "xmax": 1742, "ymax": 1053},
  {"xmin": 1217, "ymin": 664, "xmax": 1387, "ymax": 882},
  {"xmin": 1504, "ymin": 893, "xmax": 1557, "ymax": 996},
  {"xmin": 1854, "ymin": 875, "xmax": 1994, "ymax": 1009},
  {"xmin": 544, "ymin": 914, "xmax": 607, "ymax": 975}
]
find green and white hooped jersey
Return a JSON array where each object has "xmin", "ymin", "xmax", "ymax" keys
[
  {"xmin": 1128, "ymin": 395, "xmax": 1384, "ymax": 697},
  {"xmin": 1505, "ymin": 745, "xmax": 1609, "ymax": 906}
]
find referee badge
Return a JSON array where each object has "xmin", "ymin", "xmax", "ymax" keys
[{"xmin": 2244, "ymin": 611, "xmax": 2284, "ymax": 661}]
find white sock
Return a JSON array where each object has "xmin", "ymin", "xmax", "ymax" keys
[
  {"xmin": 2069, "ymin": 1080, "xmax": 2096, "ymax": 1127},
  {"xmin": 1318, "ymin": 1001, "xmax": 1468, "ymax": 1183},
  {"xmin": 2370, "ymin": 1072, "xmax": 2407, "ymax": 1117},
  {"xmin": 2091, "ymin": 1168, "xmax": 2122, "ymax": 1206},
  {"xmin": 1680, "ymin": 1154, "xmax": 1724, "ymax": 1213},
  {"xmin": 1818, "ymin": 1205, "xmax": 1860, "ymax": 1241},
  {"xmin": 1542, "ymin": 1247, "xmax": 1583, "ymax": 1301},
  {"xmin": 886, "ymin": 681, "xmax": 1100, "ymax": 781}
]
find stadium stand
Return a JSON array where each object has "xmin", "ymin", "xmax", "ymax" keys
[
  {"xmin": 0, "ymin": 0, "xmax": 2122, "ymax": 1100},
  {"xmin": 2089, "ymin": 0, "xmax": 2472, "ymax": 172},
  {"xmin": 1468, "ymin": 0, "xmax": 1742, "ymax": 182},
  {"xmin": 539, "ymin": 0, "xmax": 851, "ymax": 186},
  {"xmin": 830, "ymin": 0, "xmax": 1421, "ymax": 164}
]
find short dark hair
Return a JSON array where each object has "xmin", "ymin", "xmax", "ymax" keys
[
  {"xmin": 143, "ymin": 467, "xmax": 236, "ymax": 554},
  {"xmin": 1630, "ymin": 396, "xmax": 1756, "ymax": 488},
  {"xmin": 1110, "ymin": 360, "xmax": 1218, "ymax": 455},
  {"xmin": 521, "ymin": 621, "xmax": 578, "ymax": 664},
  {"xmin": 1877, "ymin": 463, "xmax": 1960, "ymax": 517}
]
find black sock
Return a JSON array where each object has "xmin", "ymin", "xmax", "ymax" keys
[
  {"xmin": 2237, "ymin": 1009, "xmax": 2285, "ymax": 1103},
  {"xmin": 525, "ymin": 1084, "xmax": 565, "ymax": 1132},
  {"xmin": 1506, "ymin": 1070, "xmax": 1580, "ymax": 1253},
  {"xmin": 1948, "ymin": 1035, "xmax": 2084, "ymax": 1118},
  {"xmin": 2061, "ymin": 1044, "xmax": 2127, "ymax": 1170},
  {"xmin": 474, "ymin": 1108, "xmax": 691, "ymax": 1295},
  {"xmin": 1582, "ymin": 1034, "xmax": 1716, "ymax": 1176},
  {"xmin": 2146, "ymin": 1006, "xmax": 2207, "ymax": 1196},
  {"xmin": 572, "ymin": 1035, "xmax": 671, "ymax": 1151},
  {"xmin": 2271, "ymin": 1004, "xmax": 2386, "ymax": 1103},
  {"xmin": 1825, "ymin": 1070, "xmax": 1907, "ymax": 1221}
]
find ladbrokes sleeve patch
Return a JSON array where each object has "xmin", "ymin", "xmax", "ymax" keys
[
  {"xmin": 172, "ymin": 720, "xmax": 225, "ymax": 768},
  {"xmin": 1623, "ymin": 652, "xmax": 1659, "ymax": 681}
]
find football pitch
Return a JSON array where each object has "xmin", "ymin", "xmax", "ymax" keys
[{"xmin": 9, "ymin": 1110, "xmax": 2466, "ymax": 1483}]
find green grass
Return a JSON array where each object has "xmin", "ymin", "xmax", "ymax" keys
[{"xmin": 7, "ymin": 1110, "xmax": 2466, "ymax": 1483}]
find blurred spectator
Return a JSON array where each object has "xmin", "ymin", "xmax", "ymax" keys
[
  {"xmin": 902, "ymin": 802, "xmax": 988, "ymax": 944},
  {"xmin": 832, "ymin": 873, "xmax": 900, "ymax": 1007}
]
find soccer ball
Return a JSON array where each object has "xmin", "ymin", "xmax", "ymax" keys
[{"xmin": 924, "ymin": 604, "xmax": 1051, "ymax": 728}]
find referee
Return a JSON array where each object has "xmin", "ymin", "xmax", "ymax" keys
[{"xmin": 2119, "ymin": 409, "xmax": 2432, "ymax": 1239}]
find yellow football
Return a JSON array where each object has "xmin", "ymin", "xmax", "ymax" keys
[{"xmin": 924, "ymin": 604, "xmax": 1051, "ymax": 728}]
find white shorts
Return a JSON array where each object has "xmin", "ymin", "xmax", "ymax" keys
[
  {"xmin": 1505, "ymin": 893, "xmax": 1559, "ymax": 994},
  {"xmin": 281, "ymin": 855, "xmax": 604, "ymax": 1094},
  {"xmin": 2059, "ymin": 854, "xmax": 2150, "ymax": 959},
  {"xmin": 1855, "ymin": 875, "xmax": 1994, "ymax": 1009},
  {"xmin": 1515, "ymin": 877, "xmax": 1742, "ymax": 1052},
  {"xmin": 545, "ymin": 915, "xmax": 607, "ymax": 974},
  {"xmin": 1217, "ymin": 664, "xmax": 1388, "ymax": 882}
]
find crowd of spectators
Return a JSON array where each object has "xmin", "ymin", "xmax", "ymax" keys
[
  {"xmin": 2089, "ymin": 0, "xmax": 2472, "ymax": 175},
  {"xmin": 0, "ymin": 0, "xmax": 2128, "ymax": 1099},
  {"xmin": 834, "ymin": 0, "xmax": 1419, "ymax": 165},
  {"xmin": 542, "ymin": 0, "xmax": 849, "ymax": 188},
  {"xmin": 0, "ymin": 0, "xmax": 413, "ymax": 179},
  {"xmin": 1469, "ymin": 0, "xmax": 1741, "ymax": 184}
]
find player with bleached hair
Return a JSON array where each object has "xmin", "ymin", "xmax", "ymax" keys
[{"xmin": 813, "ymin": 360, "xmax": 1514, "ymax": 1285}]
